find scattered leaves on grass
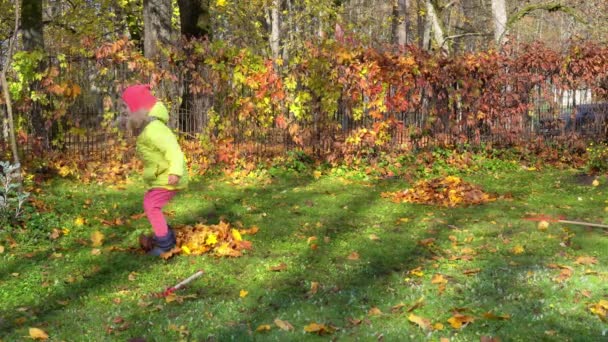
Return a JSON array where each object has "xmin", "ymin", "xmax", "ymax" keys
[
  {"xmin": 406, "ymin": 297, "xmax": 425, "ymax": 312},
  {"xmin": 303, "ymin": 322, "xmax": 336, "ymax": 335},
  {"xmin": 74, "ymin": 217, "xmax": 86, "ymax": 226},
  {"xmin": 382, "ymin": 176, "xmax": 496, "ymax": 207},
  {"xmin": 274, "ymin": 319, "xmax": 294, "ymax": 331},
  {"xmin": 368, "ymin": 307, "xmax": 383, "ymax": 316},
  {"xmin": 239, "ymin": 290, "xmax": 248, "ymax": 298},
  {"xmin": 511, "ymin": 245, "xmax": 525, "ymax": 254},
  {"xmin": 538, "ymin": 220, "xmax": 550, "ymax": 231},
  {"xmin": 407, "ymin": 313, "xmax": 432, "ymax": 331},
  {"xmin": 548, "ymin": 264, "xmax": 574, "ymax": 283},
  {"xmin": 28, "ymin": 327, "xmax": 49, "ymax": 340}
]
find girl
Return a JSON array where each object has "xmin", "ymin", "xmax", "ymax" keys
[{"xmin": 121, "ymin": 85, "xmax": 188, "ymax": 256}]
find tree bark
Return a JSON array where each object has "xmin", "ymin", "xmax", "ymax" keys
[
  {"xmin": 2, "ymin": 1, "xmax": 21, "ymax": 165},
  {"xmin": 143, "ymin": 0, "xmax": 175, "ymax": 59},
  {"xmin": 270, "ymin": 0, "xmax": 281, "ymax": 61},
  {"xmin": 426, "ymin": 0, "xmax": 447, "ymax": 53},
  {"xmin": 177, "ymin": 0, "xmax": 211, "ymax": 39},
  {"xmin": 391, "ymin": 0, "xmax": 409, "ymax": 46},
  {"xmin": 21, "ymin": 0, "xmax": 43, "ymax": 51},
  {"xmin": 491, "ymin": 0, "xmax": 507, "ymax": 45}
]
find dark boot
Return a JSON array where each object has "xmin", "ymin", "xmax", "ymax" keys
[{"xmin": 148, "ymin": 228, "xmax": 176, "ymax": 257}]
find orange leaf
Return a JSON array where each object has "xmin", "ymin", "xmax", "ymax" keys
[
  {"xmin": 368, "ymin": 307, "xmax": 382, "ymax": 316},
  {"xmin": 575, "ymin": 256, "xmax": 598, "ymax": 265},
  {"xmin": 91, "ymin": 231, "xmax": 104, "ymax": 247},
  {"xmin": 347, "ymin": 252, "xmax": 360, "ymax": 260},
  {"xmin": 255, "ymin": 324, "xmax": 271, "ymax": 332},
  {"xmin": 269, "ymin": 262, "xmax": 288, "ymax": 272}
]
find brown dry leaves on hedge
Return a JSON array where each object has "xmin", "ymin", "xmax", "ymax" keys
[{"xmin": 382, "ymin": 176, "xmax": 496, "ymax": 207}]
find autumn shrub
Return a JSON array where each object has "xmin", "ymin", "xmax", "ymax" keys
[
  {"xmin": 585, "ymin": 142, "xmax": 608, "ymax": 173},
  {"xmin": 0, "ymin": 161, "xmax": 30, "ymax": 229}
]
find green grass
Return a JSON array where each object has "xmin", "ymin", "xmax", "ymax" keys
[{"xmin": 1, "ymin": 165, "xmax": 607, "ymax": 341}]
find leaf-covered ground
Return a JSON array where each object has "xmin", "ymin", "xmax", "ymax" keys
[{"xmin": 1, "ymin": 165, "xmax": 607, "ymax": 341}]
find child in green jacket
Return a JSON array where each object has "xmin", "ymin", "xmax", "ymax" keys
[{"xmin": 121, "ymin": 85, "xmax": 188, "ymax": 256}]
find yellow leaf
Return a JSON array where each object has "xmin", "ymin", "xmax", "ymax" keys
[
  {"xmin": 433, "ymin": 322, "xmax": 444, "ymax": 330},
  {"xmin": 240, "ymin": 289, "xmax": 249, "ymax": 298},
  {"xmin": 205, "ymin": 233, "xmax": 218, "ymax": 246},
  {"xmin": 408, "ymin": 313, "xmax": 432, "ymax": 330},
  {"xmin": 537, "ymin": 220, "xmax": 550, "ymax": 231},
  {"xmin": 74, "ymin": 217, "xmax": 85, "ymax": 226},
  {"xmin": 309, "ymin": 281, "xmax": 319, "ymax": 295},
  {"xmin": 303, "ymin": 322, "xmax": 335, "ymax": 335},
  {"xmin": 483, "ymin": 312, "xmax": 511, "ymax": 320},
  {"xmin": 447, "ymin": 313, "xmax": 475, "ymax": 329},
  {"xmin": 313, "ymin": 170, "xmax": 322, "ymax": 179},
  {"xmin": 256, "ymin": 324, "xmax": 271, "ymax": 332},
  {"xmin": 216, "ymin": 0, "xmax": 226, "ymax": 7},
  {"xmin": 368, "ymin": 234, "xmax": 380, "ymax": 241},
  {"xmin": 29, "ymin": 327, "xmax": 49, "ymax": 340},
  {"xmin": 91, "ymin": 248, "xmax": 101, "ymax": 255},
  {"xmin": 409, "ymin": 267, "xmax": 424, "ymax": 277},
  {"xmin": 91, "ymin": 231, "xmax": 104, "ymax": 247},
  {"xmin": 165, "ymin": 293, "xmax": 177, "ymax": 303},
  {"xmin": 231, "ymin": 229, "xmax": 243, "ymax": 241},
  {"xmin": 592, "ymin": 179, "xmax": 599, "ymax": 187},
  {"xmin": 274, "ymin": 318, "xmax": 294, "ymax": 331},
  {"xmin": 0, "ymin": 245, "xmax": 4, "ymax": 254},
  {"xmin": 181, "ymin": 246, "xmax": 191, "ymax": 255},
  {"xmin": 511, "ymin": 245, "xmax": 525, "ymax": 255}
]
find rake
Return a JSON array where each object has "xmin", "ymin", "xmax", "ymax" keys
[
  {"xmin": 161, "ymin": 270, "xmax": 205, "ymax": 297},
  {"xmin": 523, "ymin": 215, "xmax": 608, "ymax": 229}
]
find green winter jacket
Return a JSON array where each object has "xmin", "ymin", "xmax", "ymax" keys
[{"xmin": 136, "ymin": 102, "xmax": 188, "ymax": 190}]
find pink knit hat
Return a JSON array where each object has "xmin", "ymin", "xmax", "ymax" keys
[{"xmin": 121, "ymin": 84, "xmax": 158, "ymax": 113}]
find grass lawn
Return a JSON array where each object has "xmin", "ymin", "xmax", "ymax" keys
[{"xmin": 1, "ymin": 162, "xmax": 607, "ymax": 341}]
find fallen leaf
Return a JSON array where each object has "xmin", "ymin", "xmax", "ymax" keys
[
  {"xmin": 480, "ymin": 336, "xmax": 501, "ymax": 342},
  {"xmin": 408, "ymin": 313, "xmax": 432, "ymax": 330},
  {"xmin": 91, "ymin": 248, "xmax": 101, "ymax": 255},
  {"xmin": 347, "ymin": 252, "xmax": 360, "ymax": 260},
  {"xmin": 433, "ymin": 322, "xmax": 444, "ymax": 330},
  {"xmin": 462, "ymin": 268, "xmax": 481, "ymax": 276},
  {"xmin": 553, "ymin": 268, "xmax": 573, "ymax": 283},
  {"xmin": 391, "ymin": 303, "xmax": 406, "ymax": 313},
  {"xmin": 368, "ymin": 307, "xmax": 382, "ymax": 316},
  {"xmin": 309, "ymin": 281, "xmax": 319, "ymax": 296},
  {"xmin": 128, "ymin": 272, "xmax": 137, "ymax": 281},
  {"xmin": 483, "ymin": 312, "xmax": 510, "ymax": 320},
  {"xmin": 50, "ymin": 229, "xmax": 61, "ymax": 240},
  {"xmin": 406, "ymin": 297, "xmax": 425, "ymax": 312},
  {"xmin": 447, "ymin": 313, "xmax": 475, "ymax": 329},
  {"xmin": 303, "ymin": 322, "xmax": 335, "ymax": 335},
  {"xmin": 511, "ymin": 245, "xmax": 525, "ymax": 255},
  {"xmin": 269, "ymin": 262, "xmax": 288, "ymax": 271},
  {"xmin": 74, "ymin": 217, "xmax": 85, "ymax": 226},
  {"xmin": 575, "ymin": 256, "xmax": 598, "ymax": 265},
  {"xmin": 538, "ymin": 220, "xmax": 550, "ymax": 231},
  {"xmin": 255, "ymin": 324, "xmax": 271, "ymax": 332},
  {"xmin": 589, "ymin": 299, "xmax": 608, "ymax": 321},
  {"xmin": 431, "ymin": 274, "xmax": 448, "ymax": 284},
  {"xmin": 369, "ymin": 234, "xmax": 380, "ymax": 241},
  {"xmin": 29, "ymin": 327, "xmax": 49, "ymax": 340},
  {"xmin": 274, "ymin": 318, "xmax": 294, "ymax": 331},
  {"xmin": 409, "ymin": 267, "xmax": 424, "ymax": 277},
  {"xmin": 239, "ymin": 289, "xmax": 248, "ymax": 298},
  {"xmin": 0, "ymin": 245, "xmax": 4, "ymax": 254},
  {"xmin": 592, "ymin": 179, "xmax": 600, "ymax": 187},
  {"xmin": 91, "ymin": 231, "xmax": 105, "ymax": 247},
  {"xmin": 418, "ymin": 238, "xmax": 436, "ymax": 247}
]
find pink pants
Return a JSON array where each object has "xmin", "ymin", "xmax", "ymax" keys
[{"xmin": 143, "ymin": 188, "xmax": 177, "ymax": 237}]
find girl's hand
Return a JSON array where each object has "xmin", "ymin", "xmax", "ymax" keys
[{"xmin": 168, "ymin": 174, "xmax": 180, "ymax": 185}]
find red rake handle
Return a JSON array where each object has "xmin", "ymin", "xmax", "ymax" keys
[{"xmin": 162, "ymin": 270, "xmax": 205, "ymax": 297}]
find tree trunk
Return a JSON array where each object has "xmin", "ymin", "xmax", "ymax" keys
[
  {"xmin": 491, "ymin": 0, "xmax": 507, "ymax": 45},
  {"xmin": 21, "ymin": 0, "xmax": 47, "ymax": 148},
  {"xmin": 143, "ymin": 0, "xmax": 175, "ymax": 59},
  {"xmin": 391, "ymin": 0, "xmax": 409, "ymax": 46},
  {"xmin": 426, "ymin": 0, "xmax": 446, "ymax": 53},
  {"xmin": 3, "ymin": 1, "xmax": 21, "ymax": 165},
  {"xmin": 270, "ymin": 0, "xmax": 281, "ymax": 61},
  {"xmin": 177, "ymin": 0, "xmax": 211, "ymax": 39}
]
